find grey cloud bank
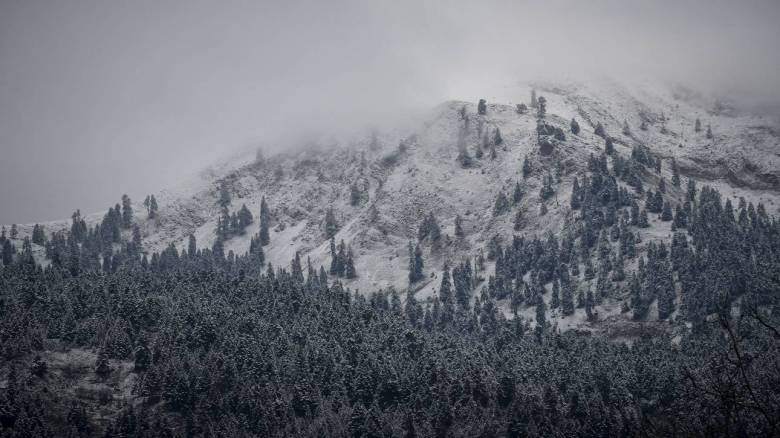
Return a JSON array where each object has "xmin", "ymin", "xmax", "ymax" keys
[{"xmin": 1, "ymin": 0, "xmax": 779, "ymax": 223}]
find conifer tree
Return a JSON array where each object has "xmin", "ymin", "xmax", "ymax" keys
[
  {"xmin": 661, "ymin": 202, "xmax": 673, "ymax": 221},
  {"xmin": 671, "ymin": 159, "xmax": 681, "ymax": 187},
  {"xmin": 188, "ymin": 234, "xmax": 197, "ymax": 257},
  {"xmin": 706, "ymin": 124, "xmax": 713, "ymax": 139},
  {"xmin": 493, "ymin": 192, "xmax": 510, "ymax": 216},
  {"xmin": 345, "ymin": 249, "xmax": 357, "ymax": 279},
  {"xmin": 31, "ymin": 224, "xmax": 46, "ymax": 245},
  {"xmin": 561, "ymin": 283, "xmax": 574, "ymax": 315},
  {"xmin": 513, "ymin": 209, "xmax": 524, "ymax": 231},
  {"xmin": 2, "ymin": 239, "xmax": 14, "ymax": 266},
  {"xmin": 605, "ymin": 136, "xmax": 615, "ymax": 155},
  {"xmin": 594, "ymin": 122, "xmax": 606, "ymax": 138},
  {"xmin": 259, "ymin": 196, "xmax": 270, "ymax": 245},
  {"xmin": 570, "ymin": 118, "xmax": 580, "ymax": 134},
  {"xmin": 324, "ymin": 208, "xmax": 339, "ymax": 239},
  {"xmin": 493, "ymin": 127, "xmax": 503, "ymax": 146},
  {"xmin": 534, "ymin": 295, "xmax": 547, "ymax": 342},
  {"xmin": 638, "ymin": 209, "xmax": 650, "ymax": 228},
  {"xmin": 149, "ymin": 195, "xmax": 159, "ymax": 219},
  {"xmin": 570, "ymin": 177, "xmax": 581, "ymax": 209},
  {"xmin": 539, "ymin": 174, "xmax": 555, "ymax": 200},
  {"xmin": 218, "ymin": 182, "xmax": 231, "ymax": 207},
  {"xmin": 95, "ymin": 350, "xmax": 112, "ymax": 377},
  {"xmin": 512, "ymin": 182, "xmax": 523, "ymax": 204},
  {"xmin": 551, "ymin": 279, "xmax": 560, "ymax": 309},
  {"xmin": 121, "ymin": 194, "xmax": 133, "ymax": 228},
  {"xmin": 350, "ymin": 183, "xmax": 362, "ymax": 206},
  {"xmin": 408, "ymin": 242, "xmax": 424, "ymax": 284},
  {"xmin": 536, "ymin": 96, "xmax": 547, "ymax": 119},
  {"xmin": 454, "ymin": 215, "xmax": 464, "ymax": 238},
  {"xmin": 522, "ymin": 156, "xmax": 532, "ymax": 178},
  {"xmin": 477, "ymin": 99, "xmax": 487, "ymax": 115},
  {"xmin": 695, "ymin": 118, "xmax": 702, "ymax": 133}
]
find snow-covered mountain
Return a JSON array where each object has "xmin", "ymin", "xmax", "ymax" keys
[{"xmin": 7, "ymin": 77, "xmax": 780, "ymax": 331}]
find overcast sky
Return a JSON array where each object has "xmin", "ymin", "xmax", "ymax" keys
[{"xmin": 1, "ymin": 0, "xmax": 779, "ymax": 224}]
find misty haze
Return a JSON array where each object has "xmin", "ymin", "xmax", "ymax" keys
[{"xmin": 1, "ymin": 1, "xmax": 780, "ymax": 437}]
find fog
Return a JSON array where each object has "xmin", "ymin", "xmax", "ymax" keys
[{"xmin": 1, "ymin": 0, "xmax": 779, "ymax": 223}]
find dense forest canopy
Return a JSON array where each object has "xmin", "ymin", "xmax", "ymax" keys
[{"xmin": 1, "ymin": 171, "xmax": 779, "ymax": 436}]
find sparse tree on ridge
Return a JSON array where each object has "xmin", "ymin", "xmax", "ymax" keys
[
  {"xmin": 121, "ymin": 194, "xmax": 133, "ymax": 228},
  {"xmin": 477, "ymin": 99, "xmax": 487, "ymax": 115},
  {"xmin": 536, "ymin": 96, "xmax": 547, "ymax": 119}
]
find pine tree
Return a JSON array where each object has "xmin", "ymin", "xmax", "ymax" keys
[
  {"xmin": 539, "ymin": 174, "xmax": 554, "ymax": 200},
  {"xmin": 536, "ymin": 96, "xmax": 547, "ymax": 119},
  {"xmin": 439, "ymin": 266, "xmax": 454, "ymax": 325},
  {"xmin": 512, "ymin": 182, "xmax": 523, "ymax": 204},
  {"xmin": 513, "ymin": 209, "xmax": 524, "ymax": 231},
  {"xmin": 237, "ymin": 204, "xmax": 254, "ymax": 231},
  {"xmin": 350, "ymin": 183, "xmax": 362, "ymax": 206},
  {"xmin": 570, "ymin": 177, "xmax": 581, "ymax": 209},
  {"xmin": 551, "ymin": 279, "xmax": 560, "ymax": 309},
  {"xmin": 638, "ymin": 209, "xmax": 650, "ymax": 228},
  {"xmin": 493, "ymin": 192, "xmax": 510, "ymax": 216},
  {"xmin": 493, "ymin": 127, "xmax": 503, "ymax": 146},
  {"xmin": 408, "ymin": 242, "xmax": 424, "ymax": 284},
  {"xmin": 148, "ymin": 195, "xmax": 158, "ymax": 219},
  {"xmin": 10, "ymin": 224, "xmax": 18, "ymax": 239},
  {"xmin": 31, "ymin": 224, "xmax": 46, "ymax": 245},
  {"xmin": 95, "ymin": 350, "xmax": 112, "ymax": 377},
  {"xmin": 2, "ymin": 239, "xmax": 15, "ymax": 266},
  {"xmin": 131, "ymin": 225, "xmax": 142, "ymax": 252},
  {"xmin": 414, "ymin": 244, "xmax": 424, "ymax": 282},
  {"xmin": 477, "ymin": 99, "xmax": 487, "ymax": 115},
  {"xmin": 622, "ymin": 119, "xmax": 631, "ymax": 136},
  {"xmin": 324, "ymin": 208, "xmax": 339, "ymax": 239},
  {"xmin": 661, "ymin": 202, "xmax": 673, "ymax": 221},
  {"xmin": 686, "ymin": 178, "xmax": 697, "ymax": 201},
  {"xmin": 345, "ymin": 249, "xmax": 357, "ymax": 279},
  {"xmin": 259, "ymin": 196, "xmax": 270, "ymax": 245},
  {"xmin": 694, "ymin": 118, "xmax": 702, "ymax": 132},
  {"xmin": 594, "ymin": 122, "xmax": 606, "ymax": 138},
  {"xmin": 585, "ymin": 289, "xmax": 595, "ymax": 321},
  {"xmin": 454, "ymin": 215, "xmax": 464, "ymax": 238},
  {"xmin": 188, "ymin": 234, "xmax": 197, "ymax": 257},
  {"xmin": 522, "ymin": 156, "xmax": 532, "ymax": 178},
  {"xmin": 605, "ymin": 136, "xmax": 615, "ymax": 155},
  {"xmin": 570, "ymin": 118, "xmax": 580, "ymax": 134},
  {"xmin": 706, "ymin": 124, "xmax": 713, "ymax": 139},
  {"xmin": 534, "ymin": 295, "xmax": 547, "ymax": 342},
  {"xmin": 218, "ymin": 182, "xmax": 231, "ymax": 207},
  {"xmin": 671, "ymin": 159, "xmax": 681, "ymax": 187},
  {"xmin": 121, "ymin": 194, "xmax": 133, "ymax": 228},
  {"xmin": 330, "ymin": 238, "xmax": 339, "ymax": 275}
]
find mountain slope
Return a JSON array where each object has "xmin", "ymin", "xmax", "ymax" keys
[{"xmin": 6, "ymin": 78, "xmax": 780, "ymax": 333}]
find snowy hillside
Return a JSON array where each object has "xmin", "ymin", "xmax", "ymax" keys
[{"xmin": 6, "ymin": 78, "xmax": 780, "ymax": 332}]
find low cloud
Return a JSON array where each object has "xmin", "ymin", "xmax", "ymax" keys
[{"xmin": 1, "ymin": 0, "xmax": 779, "ymax": 222}]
